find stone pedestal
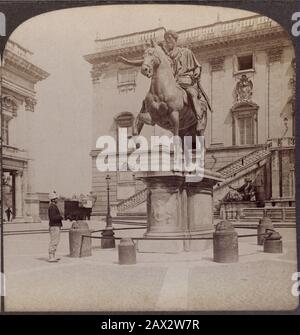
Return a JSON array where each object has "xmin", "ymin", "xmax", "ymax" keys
[{"xmin": 135, "ymin": 170, "xmax": 223, "ymax": 253}]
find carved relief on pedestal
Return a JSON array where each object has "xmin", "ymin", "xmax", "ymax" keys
[
  {"xmin": 150, "ymin": 193, "xmax": 177, "ymax": 225},
  {"xmin": 234, "ymin": 74, "xmax": 253, "ymax": 103}
]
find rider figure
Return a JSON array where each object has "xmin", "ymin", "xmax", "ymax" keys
[{"xmin": 163, "ymin": 30, "xmax": 208, "ymax": 135}]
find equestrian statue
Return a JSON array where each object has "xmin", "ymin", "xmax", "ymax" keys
[{"xmin": 118, "ymin": 30, "xmax": 212, "ymax": 142}]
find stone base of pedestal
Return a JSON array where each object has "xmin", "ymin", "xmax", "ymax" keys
[
  {"xmin": 137, "ymin": 239, "xmax": 185, "ymax": 253},
  {"xmin": 135, "ymin": 169, "xmax": 223, "ymax": 254},
  {"xmin": 137, "ymin": 229, "xmax": 213, "ymax": 253},
  {"xmin": 186, "ymin": 230, "xmax": 214, "ymax": 252}
]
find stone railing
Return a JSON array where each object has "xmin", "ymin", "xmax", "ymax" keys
[
  {"xmin": 217, "ymin": 146, "xmax": 271, "ymax": 179},
  {"xmin": 267, "ymin": 137, "xmax": 295, "ymax": 148},
  {"xmin": 220, "ymin": 202, "xmax": 295, "ymax": 222},
  {"xmin": 95, "ymin": 27, "xmax": 165, "ymax": 52},
  {"xmin": 5, "ymin": 40, "xmax": 33, "ymax": 60},
  {"xmin": 177, "ymin": 15, "xmax": 275, "ymax": 44},
  {"xmin": 111, "ymin": 188, "xmax": 147, "ymax": 215},
  {"xmin": 2, "ymin": 144, "xmax": 26, "ymax": 156},
  {"xmin": 94, "ymin": 15, "xmax": 279, "ymax": 54}
]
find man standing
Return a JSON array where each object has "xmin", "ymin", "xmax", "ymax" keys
[
  {"xmin": 5, "ymin": 207, "xmax": 13, "ymax": 222},
  {"xmin": 163, "ymin": 30, "xmax": 211, "ymax": 135},
  {"xmin": 48, "ymin": 192, "xmax": 63, "ymax": 262}
]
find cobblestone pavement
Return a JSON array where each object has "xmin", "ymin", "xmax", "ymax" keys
[{"xmin": 2, "ymin": 221, "xmax": 299, "ymax": 312}]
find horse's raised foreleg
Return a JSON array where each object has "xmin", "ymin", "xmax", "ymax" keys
[{"xmin": 133, "ymin": 101, "xmax": 155, "ymax": 136}]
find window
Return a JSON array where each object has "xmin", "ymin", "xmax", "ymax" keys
[
  {"xmin": 115, "ymin": 112, "xmax": 134, "ymax": 152},
  {"xmin": 231, "ymin": 102, "xmax": 258, "ymax": 146},
  {"xmin": 238, "ymin": 116, "xmax": 253, "ymax": 145},
  {"xmin": 117, "ymin": 68, "xmax": 137, "ymax": 93},
  {"xmin": 237, "ymin": 55, "xmax": 253, "ymax": 71}
]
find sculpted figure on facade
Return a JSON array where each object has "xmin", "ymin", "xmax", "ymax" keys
[{"xmin": 234, "ymin": 74, "xmax": 253, "ymax": 103}]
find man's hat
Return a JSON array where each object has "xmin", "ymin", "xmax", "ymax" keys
[{"xmin": 49, "ymin": 192, "xmax": 58, "ymax": 200}]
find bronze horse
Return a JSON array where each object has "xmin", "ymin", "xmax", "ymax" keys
[{"xmin": 118, "ymin": 40, "xmax": 207, "ymax": 142}]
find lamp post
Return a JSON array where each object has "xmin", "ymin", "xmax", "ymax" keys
[
  {"xmin": 105, "ymin": 175, "xmax": 112, "ymax": 227},
  {"xmin": 101, "ymin": 175, "xmax": 115, "ymax": 248}
]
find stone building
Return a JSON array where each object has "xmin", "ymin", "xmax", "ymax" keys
[
  {"xmin": 85, "ymin": 15, "xmax": 295, "ymax": 221},
  {"xmin": 1, "ymin": 40, "xmax": 49, "ymax": 222}
]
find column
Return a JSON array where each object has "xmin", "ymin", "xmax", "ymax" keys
[
  {"xmin": 208, "ymin": 56, "xmax": 225, "ymax": 145},
  {"xmin": 23, "ymin": 95, "xmax": 41, "ymax": 223},
  {"xmin": 10, "ymin": 172, "xmax": 16, "ymax": 219},
  {"xmin": 13, "ymin": 171, "xmax": 24, "ymax": 222},
  {"xmin": 24, "ymin": 164, "xmax": 41, "ymax": 223},
  {"xmin": 267, "ymin": 47, "xmax": 283, "ymax": 139},
  {"xmin": 271, "ymin": 149, "xmax": 280, "ymax": 199}
]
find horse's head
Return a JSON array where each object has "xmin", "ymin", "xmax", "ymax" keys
[
  {"xmin": 118, "ymin": 39, "xmax": 171, "ymax": 79},
  {"xmin": 141, "ymin": 46, "xmax": 161, "ymax": 78}
]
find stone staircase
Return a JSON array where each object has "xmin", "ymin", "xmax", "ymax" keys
[
  {"xmin": 112, "ymin": 147, "xmax": 272, "ymax": 217},
  {"xmin": 111, "ymin": 188, "xmax": 147, "ymax": 216},
  {"xmin": 213, "ymin": 146, "xmax": 272, "ymax": 209},
  {"xmin": 239, "ymin": 207, "xmax": 295, "ymax": 222},
  {"xmin": 217, "ymin": 145, "xmax": 271, "ymax": 179},
  {"xmin": 111, "ymin": 144, "xmax": 296, "ymax": 223}
]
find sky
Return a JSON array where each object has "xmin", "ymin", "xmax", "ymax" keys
[{"xmin": 10, "ymin": 4, "xmax": 256, "ymax": 197}]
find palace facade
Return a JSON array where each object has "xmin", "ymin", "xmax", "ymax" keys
[
  {"xmin": 85, "ymin": 15, "xmax": 296, "ymax": 220},
  {"xmin": 1, "ymin": 40, "xmax": 49, "ymax": 222}
]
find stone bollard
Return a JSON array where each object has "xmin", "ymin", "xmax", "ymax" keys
[
  {"xmin": 118, "ymin": 238, "xmax": 136, "ymax": 265},
  {"xmin": 101, "ymin": 227, "xmax": 115, "ymax": 249},
  {"xmin": 263, "ymin": 229, "xmax": 283, "ymax": 253},
  {"xmin": 257, "ymin": 215, "xmax": 273, "ymax": 245},
  {"xmin": 69, "ymin": 220, "xmax": 92, "ymax": 257},
  {"xmin": 213, "ymin": 221, "xmax": 238, "ymax": 263}
]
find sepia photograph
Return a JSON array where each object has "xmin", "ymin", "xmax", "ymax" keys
[{"xmin": 0, "ymin": 3, "xmax": 298, "ymax": 312}]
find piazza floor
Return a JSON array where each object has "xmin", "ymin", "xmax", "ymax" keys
[{"xmin": 2, "ymin": 220, "xmax": 299, "ymax": 312}]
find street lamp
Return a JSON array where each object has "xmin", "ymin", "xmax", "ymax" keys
[
  {"xmin": 105, "ymin": 174, "xmax": 112, "ymax": 227},
  {"xmin": 101, "ymin": 174, "xmax": 115, "ymax": 248}
]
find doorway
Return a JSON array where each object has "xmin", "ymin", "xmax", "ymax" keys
[{"xmin": 2, "ymin": 170, "xmax": 16, "ymax": 222}]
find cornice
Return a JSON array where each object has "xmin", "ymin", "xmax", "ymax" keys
[
  {"xmin": 3, "ymin": 49, "xmax": 50, "ymax": 83},
  {"xmin": 85, "ymin": 19, "xmax": 289, "ymax": 65},
  {"xmin": 2, "ymin": 83, "xmax": 38, "ymax": 113}
]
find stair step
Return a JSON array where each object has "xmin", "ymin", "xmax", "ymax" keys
[{"xmin": 112, "ymin": 220, "xmax": 147, "ymax": 226}]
